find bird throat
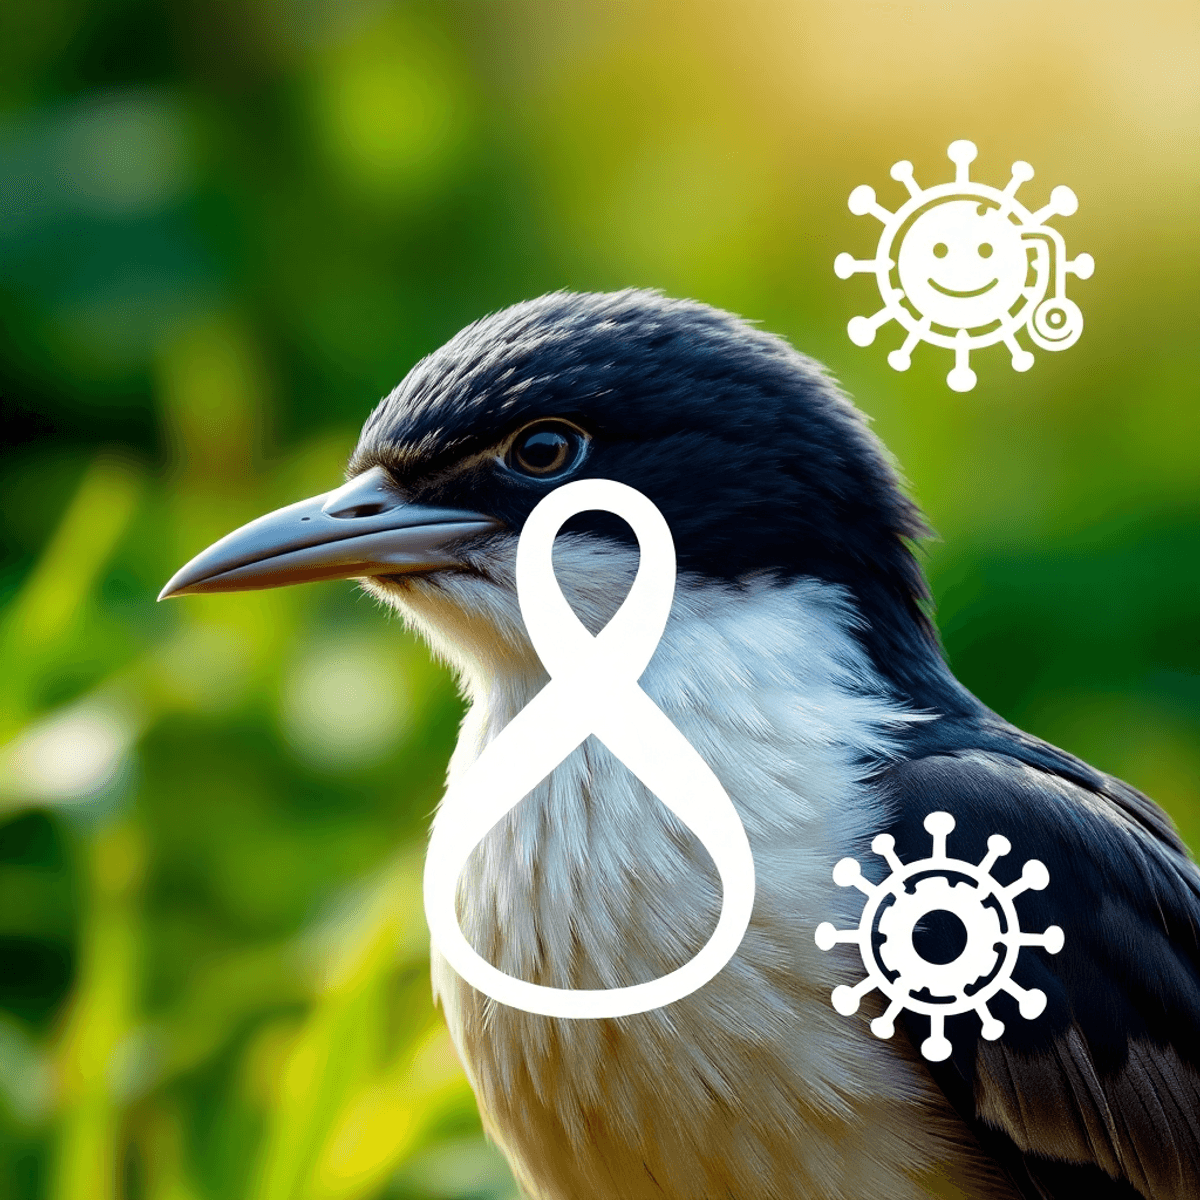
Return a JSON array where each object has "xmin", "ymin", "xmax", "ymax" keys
[{"xmin": 373, "ymin": 561, "xmax": 995, "ymax": 1200}]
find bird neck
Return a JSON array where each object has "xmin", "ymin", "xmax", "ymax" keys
[
  {"xmin": 438, "ymin": 572, "xmax": 932, "ymax": 990},
  {"xmin": 846, "ymin": 573, "xmax": 986, "ymax": 720},
  {"xmin": 414, "ymin": 569, "xmax": 1011, "ymax": 1200}
]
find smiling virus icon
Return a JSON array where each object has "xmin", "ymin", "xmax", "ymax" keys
[
  {"xmin": 815, "ymin": 811, "xmax": 1065, "ymax": 1062},
  {"xmin": 835, "ymin": 140, "xmax": 1094, "ymax": 391}
]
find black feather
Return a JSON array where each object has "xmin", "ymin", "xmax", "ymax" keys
[
  {"xmin": 351, "ymin": 288, "xmax": 974, "ymax": 714},
  {"xmin": 878, "ymin": 749, "xmax": 1200, "ymax": 1199}
]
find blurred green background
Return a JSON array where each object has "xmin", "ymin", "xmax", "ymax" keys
[{"xmin": 1, "ymin": 2, "xmax": 1197, "ymax": 1198}]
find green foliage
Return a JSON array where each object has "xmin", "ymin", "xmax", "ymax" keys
[{"xmin": 1, "ymin": 3, "xmax": 1196, "ymax": 1197}]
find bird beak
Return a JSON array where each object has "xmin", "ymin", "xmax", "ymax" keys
[{"xmin": 158, "ymin": 466, "xmax": 501, "ymax": 600}]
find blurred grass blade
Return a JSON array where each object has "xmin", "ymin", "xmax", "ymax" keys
[
  {"xmin": 51, "ymin": 823, "xmax": 145, "ymax": 1200},
  {"xmin": 3, "ymin": 452, "xmax": 144, "ymax": 651},
  {"xmin": 1, "ymin": 453, "xmax": 144, "ymax": 733}
]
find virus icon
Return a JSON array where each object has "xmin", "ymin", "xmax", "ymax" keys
[
  {"xmin": 815, "ymin": 811, "xmax": 1064, "ymax": 1061},
  {"xmin": 835, "ymin": 140, "xmax": 1095, "ymax": 391}
]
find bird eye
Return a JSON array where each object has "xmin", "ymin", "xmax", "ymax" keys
[{"xmin": 505, "ymin": 420, "xmax": 590, "ymax": 480}]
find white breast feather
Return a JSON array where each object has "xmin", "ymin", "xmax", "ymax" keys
[{"xmin": 365, "ymin": 536, "xmax": 1016, "ymax": 1200}]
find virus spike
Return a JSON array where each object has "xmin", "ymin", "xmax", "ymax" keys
[
  {"xmin": 887, "ymin": 319, "xmax": 929, "ymax": 372},
  {"xmin": 847, "ymin": 308, "xmax": 893, "ymax": 348},
  {"xmin": 871, "ymin": 833, "xmax": 905, "ymax": 875},
  {"xmin": 848, "ymin": 185, "xmax": 893, "ymax": 224},
  {"xmin": 997, "ymin": 160, "xmax": 1035, "ymax": 217},
  {"xmin": 1018, "ymin": 925, "xmax": 1065, "ymax": 954},
  {"xmin": 977, "ymin": 833, "xmax": 1012, "ymax": 875},
  {"xmin": 832, "ymin": 976, "xmax": 876, "ymax": 1016},
  {"xmin": 1005, "ymin": 161, "xmax": 1035, "ymax": 196},
  {"xmin": 834, "ymin": 252, "xmax": 891, "ymax": 280},
  {"xmin": 832, "ymin": 856, "xmax": 877, "ymax": 897},
  {"xmin": 946, "ymin": 139, "xmax": 977, "ymax": 185},
  {"xmin": 947, "ymin": 330, "xmax": 977, "ymax": 392},
  {"xmin": 871, "ymin": 997, "xmax": 904, "ymax": 1040},
  {"xmin": 1002, "ymin": 978, "xmax": 1048, "ymax": 1020},
  {"xmin": 1004, "ymin": 859, "xmax": 1050, "ymax": 898},
  {"xmin": 922, "ymin": 1012, "xmax": 952, "ymax": 1061},
  {"xmin": 1030, "ymin": 184, "xmax": 1078, "ymax": 224},
  {"xmin": 814, "ymin": 921, "xmax": 861, "ymax": 951},
  {"xmin": 1068, "ymin": 253, "xmax": 1095, "ymax": 279},
  {"xmin": 975, "ymin": 999, "xmax": 1005, "ymax": 1041},
  {"xmin": 890, "ymin": 159, "xmax": 920, "ymax": 197},
  {"xmin": 923, "ymin": 811, "xmax": 955, "ymax": 859},
  {"xmin": 1002, "ymin": 334, "xmax": 1035, "ymax": 373}
]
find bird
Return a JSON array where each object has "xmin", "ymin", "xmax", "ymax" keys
[{"xmin": 160, "ymin": 289, "xmax": 1200, "ymax": 1200}]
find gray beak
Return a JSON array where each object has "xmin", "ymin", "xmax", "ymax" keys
[{"xmin": 158, "ymin": 466, "xmax": 501, "ymax": 600}]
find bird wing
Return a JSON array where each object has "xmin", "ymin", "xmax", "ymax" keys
[{"xmin": 876, "ymin": 748, "xmax": 1200, "ymax": 1200}]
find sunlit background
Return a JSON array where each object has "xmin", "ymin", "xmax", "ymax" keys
[{"xmin": 1, "ymin": 3, "xmax": 1197, "ymax": 1198}]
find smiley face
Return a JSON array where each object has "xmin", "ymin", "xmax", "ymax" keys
[{"xmin": 897, "ymin": 200, "xmax": 1027, "ymax": 329}]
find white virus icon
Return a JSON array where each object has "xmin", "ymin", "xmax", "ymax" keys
[
  {"xmin": 835, "ymin": 140, "xmax": 1095, "ymax": 391},
  {"xmin": 815, "ymin": 811, "xmax": 1065, "ymax": 1062}
]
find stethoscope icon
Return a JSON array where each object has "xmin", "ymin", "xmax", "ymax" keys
[
  {"xmin": 1020, "ymin": 221, "xmax": 1086, "ymax": 351},
  {"xmin": 423, "ymin": 478, "xmax": 756, "ymax": 1019}
]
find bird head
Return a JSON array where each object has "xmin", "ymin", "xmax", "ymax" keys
[{"xmin": 161, "ymin": 289, "xmax": 957, "ymax": 710}]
